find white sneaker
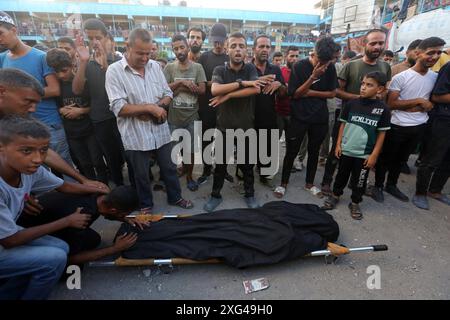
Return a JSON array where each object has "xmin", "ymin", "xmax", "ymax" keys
[{"xmin": 294, "ymin": 159, "xmax": 304, "ymax": 171}]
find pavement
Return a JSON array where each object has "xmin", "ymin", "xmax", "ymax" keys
[{"xmin": 50, "ymin": 150, "xmax": 450, "ymax": 300}]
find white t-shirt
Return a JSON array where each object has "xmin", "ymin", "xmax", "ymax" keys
[
  {"xmin": 0, "ymin": 167, "xmax": 63, "ymax": 247},
  {"xmin": 388, "ymin": 68, "xmax": 438, "ymax": 127}
]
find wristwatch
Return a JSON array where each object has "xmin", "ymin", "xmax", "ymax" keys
[{"xmin": 236, "ymin": 79, "xmax": 244, "ymax": 89}]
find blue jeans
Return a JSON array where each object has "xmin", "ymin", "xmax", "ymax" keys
[
  {"xmin": 126, "ymin": 142, "xmax": 182, "ymax": 209},
  {"xmin": 0, "ymin": 235, "xmax": 69, "ymax": 300},
  {"xmin": 48, "ymin": 124, "xmax": 75, "ymax": 182}
]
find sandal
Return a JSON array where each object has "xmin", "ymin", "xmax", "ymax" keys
[
  {"xmin": 274, "ymin": 186, "xmax": 286, "ymax": 198},
  {"xmin": 305, "ymin": 186, "xmax": 324, "ymax": 199},
  {"xmin": 348, "ymin": 203, "xmax": 363, "ymax": 220},
  {"xmin": 321, "ymin": 196, "xmax": 339, "ymax": 210},
  {"xmin": 173, "ymin": 198, "xmax": 194, "ymax": 209}
]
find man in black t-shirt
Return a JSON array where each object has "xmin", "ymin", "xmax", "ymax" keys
[
  {"xmin": 73, "ymin": 19, "xmax": 126, "ymax": 186},
  {"xmin": 203, "ymin": 32, "xmax": 264, "ymax": 213},
  {"xmin": 197, "ymin": 23, "xmax": 230, "ymax": 184},
  {"xmin": 415, "ymin": 61, "xmax": 450, "ymax": 210},
  {"xmin": 274, "ymin": 37, "xmax": 339, "ymax": 199},
  {"xmin": 252, "ymin": 35, "xmax": 286, "ymax": 186},
  {"xmin": 46, "ymin": 49, "xmax": 108, "ymax": 184}
]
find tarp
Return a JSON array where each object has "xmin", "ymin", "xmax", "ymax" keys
[{"xmin": 117, "ymin": 201, "xmax": 339, "ymax": 269}]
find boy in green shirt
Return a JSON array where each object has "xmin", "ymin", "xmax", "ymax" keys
[{"xmin": 322, "ymin": 72, "xmax": 391, "ymax": 220}]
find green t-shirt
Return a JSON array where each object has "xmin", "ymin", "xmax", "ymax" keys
[
  {"xmin": 340, "ymin": 98, "xmax": 391, "ymax": 159},
  {"xmin": 164, "ymin": 61, "xmax": 207, "ymax": 126},
  {"xmin": 338, "ymin": 59, "xmax": 392, "ymax": 95}
]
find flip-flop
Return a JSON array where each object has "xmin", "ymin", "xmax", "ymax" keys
[
  {"xmin": 273, "ymin": 186, "xmax": 286, "ymax": 198},
  {"xmin": 305, "ymin": 186, "xmax": 324, "ymax": 199}
]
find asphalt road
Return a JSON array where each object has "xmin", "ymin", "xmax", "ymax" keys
[{"xmin": 50, "ymin": 154, "xmax": 450, "ymax": 300}]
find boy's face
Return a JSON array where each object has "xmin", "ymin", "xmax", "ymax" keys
[
  {"xmin": 0, "ymin": 136, "xmax": 50, "ymax": 175},
  {"xmin": 0, "ymin": 25, "xmax": 17, "ymax": 50},
  {"xmin": 55, "ymin": 67, "xmax": 73, "ymax": 82},
  {"xmin": 360, "ymin": 77, "xmax": 383, "ymax": 98},
  {"xmin": 272, "ymin": 56, "xmax": 283, "ymax": 67}
]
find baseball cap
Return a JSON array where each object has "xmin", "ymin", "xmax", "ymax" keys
[
  {"xmin": 0, "ymin": 11, "xmax": 16, "ymax": 27},
  {"xmin": 209, "ymin": 23, "xmax": 227, "ymax": 44}
]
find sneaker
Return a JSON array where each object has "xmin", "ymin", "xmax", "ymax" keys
[
  {"xmin": 370, "ymin": 186, "xmax": 384, "ymax": 203},
  {"xmin": 293, "ymin": 159, "xmax": 304, "ymax": 171},
  {"xmin": 348, "ymin": 203, "xmax": 363, "ymax": 220},
  {"xmin": 245, "ymin": 196, "xmax": 259, "ymax": 209},
  {"xmin": 385, "ymin": 185, "xmax": 409, "ymax": 202},
  {"xmin": 412, "ymin": 195, "xmax": 430, "ymax": 210},
  {"xmin": 400, "ymin": 162, "xmax": 411, "ymax": 175},
  {"xmin": 428, "ymin": 193, "xmax": 450, "ymax": 206},
  {"xmin": 203, "ymin": 197, "xmax": 223, "ymax": 213}
]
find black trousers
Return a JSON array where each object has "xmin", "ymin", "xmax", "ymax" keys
[
  {"xmin": 322, "ymin": 109, "xmax": 341, "ymax": 186},
  {"xmin": 92, "ymin": 118, "xmax": 126, "ymax": 186},
  {"xmin": 416, "ymin": 117, "xmax": 450, "ymax": 195},
  {"xmin": 281, "ymin": 118, "xmax": 328, "ymax": 185},
  {"xmin": 375, "ymin": 123, "xmax": 426, "ymax": 188},
  {"xmin": 199, "ymin": 100, "xmax": 217, "ymax": 175},
  {"xmin": 68, "ymin": 134, "xmax": 108, "ymax": 184},
  {"xmin": 256, "ymin": 126, "xmax": 278, "ymax": 178},
  {"xmin": 17, "ymin": 192, "xmax": 101, "ymax": 255},
  {"xmin": 212, "ymin": 132, "xmax": 254, "ymax": 198},
  {"xmin": 333, "ymin": 155, "xmax": 370, "ymax": 204},
  {"xmin": 125, "ymin": 143, "xmax": 182, "ymax": 210}
]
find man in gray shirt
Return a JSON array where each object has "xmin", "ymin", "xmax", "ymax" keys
[{"xmin": 106, "ymin": 28, "xmax": 193, "ymax": 212}]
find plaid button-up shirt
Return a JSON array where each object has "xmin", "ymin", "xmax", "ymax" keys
[{"xmin": 105, "ymin": 57, "xmax": 173, "ymax": 151}]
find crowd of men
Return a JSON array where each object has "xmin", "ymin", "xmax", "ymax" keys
[{"xmin": 0, "ymin": 9, "xmax": 449, "ymax": 299}]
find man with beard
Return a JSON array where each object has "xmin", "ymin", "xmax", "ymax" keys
[
  {"xmin": 197, "ymin": 23, "xmax": 232, "ymax": 185},
  {"xmin": 320, "ymin": 29, "xmax": 392, "ymax": 196},
  {"xmin": 204, "ymin": 32, "xmax": 264, "ymax": 212},
  {"xmin": 276, "ymin": 46, "xmax": 299, "ymax": 140},
  {"xmin": 391, "ymin": 39, "xmax": 422, "ymax": 77},
  {"xmin": 164, "ymin": 34, "xmax": 207, "ymax": 192},
  {"xmin": 187, "ymin": 27, "xmax": 206, "ymax": 63},
  {"xmin": 373, "ymin": 37, "xmax": 444, "ymax": 204},
  {"xmin": 252, "ymin": 35, "xmax": 286, "ymax": 186}
]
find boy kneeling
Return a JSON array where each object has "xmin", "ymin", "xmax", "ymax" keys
[
  {"xmin": 322, "ymin": 72, "xmax": 391, "ymax": 220},
  {"xmin": 0, "ymin": 116, "xmax": 112, "ymax": 300}
]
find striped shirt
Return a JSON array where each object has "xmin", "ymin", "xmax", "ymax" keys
[{"xmin": 105, "ymin": 57, "xmax": 173, "ymax": 151}]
